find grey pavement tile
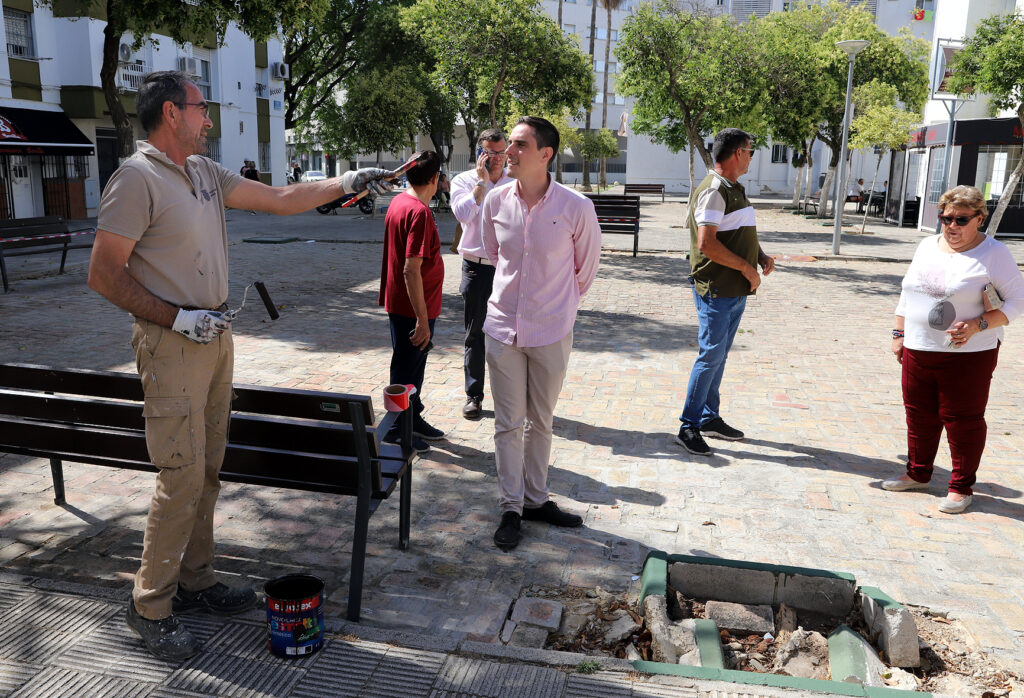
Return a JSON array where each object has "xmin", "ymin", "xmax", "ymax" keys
[
  {"xmin": 630, "ymin": 678, "xmax": 700, "ymax": 698},
  {"xmin": 289, "ymin": 639, "xmax": 388, "ymax": 697},
  {"xmin": 8, "ymin": 666, "xmax": 151, "ymax": 698},
  {"xmin": 433, "ymin": 656, "xmax": 509, "ymax": 698},
  {"xmin": 564, "ymin": 671, "xmax": 634, "ymax": 698},
  {"xmin": 495, "ymin": 664, "xmax": 567, "ymax": 698},
  {"xmin": 165, "ymin": 648, "xmax": 306, "ymax": 697},
  {"xmin": 363, "ymin": 646, "xmax": 448, "ymax": 697},
  {"xmin": 55, "ymin": 612, "xmax": 181, "ymax": 680},
  {"xmin": 0, "ymin": 585, "xmax": 30, "ymax": 615},
  {"xmin": 0, "ymin": 659, "xmax": 38, "ymax": 695},
  {"xmin": 0, "ymin": 592, "xmax": 117, "ymax": 665}
]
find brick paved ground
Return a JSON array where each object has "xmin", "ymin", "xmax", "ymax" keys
[{"xmin": 1, "ymin": 194, "xmax": 1022, "ymax": 672}]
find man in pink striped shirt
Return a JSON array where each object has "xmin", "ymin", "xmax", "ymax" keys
[{"xmin": 480, "ymin": 116, "xmax": 602, "ymax": 550}]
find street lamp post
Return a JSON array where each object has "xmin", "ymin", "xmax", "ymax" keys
[{"xmin": 832, "ymin": 39, "xmax": 870, "ymax": 255}]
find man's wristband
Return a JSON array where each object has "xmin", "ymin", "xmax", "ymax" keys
[
  {"xmin": 891, "ymin": 329, "xmax": 904, "ymax": 338},
  {"xmin": 475, "ymin": 179, "xmax": 487, "ymax": 188}
]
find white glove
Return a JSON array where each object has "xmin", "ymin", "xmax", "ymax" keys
[
  {"xmin": 351, "ymin": 167, "xmax": 395, "ymax": 196},
  {"xmin": 172, "ymin": 308, "xmax": 231, "ymax": 344}
]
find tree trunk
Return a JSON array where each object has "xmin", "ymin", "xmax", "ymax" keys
[
  {"xmin": 802, "ymin": 136, "xmax": 816, "ymax": 211},
  {"xmin": 686, "ymin": 121, "xmax": 712, "ymax": 170},
  {"xmin": 599, "ymin": 2, "xmax": 612, "ymax": 188},
  {"xmin": 581, "ymin": 0, "xmax": 598, "ymax": 192},
  {"xmin": 582, "ymin": 157, "xmax": 591, "ymax": 190},
  {"xmin": 556, "ymin": 153, "xmax": 563, "ymax": 183},
  {"xmin": 860, "ymin": 153, "xmax": 883, "ymax": 234},
  {"xmin": 986, "ymin": 106, "xmax": 1024, "ymax": 235},
  {"xmin": 101, "ymin": 8, "xmax": 134, "ymax": 159},
  {"xmin": 791, "ymin": 160, "xmax": 805, "ymax": 208},
  {"xmin": 558, "ymin": 0, "xmax": 563, "ymax": 26},
  {"xmin": 688, "ymin": 143, "xmax": 695, "ymax": 201}
]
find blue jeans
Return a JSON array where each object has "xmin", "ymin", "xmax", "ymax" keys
[
  {"xmin": 680, "ymin": 288, "xmax": 746, "ymax": 427},
  {"xmin": 388, "ymin": 313, "xmax": 436, "ymax": 417}
]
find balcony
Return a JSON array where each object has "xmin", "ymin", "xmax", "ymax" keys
[
  {"xmin": 117, "ymin": 61, "xmax": 147, "ymax": 93},
  {"xmin": 254, "ymin": 82, "xmax": 267, "ymax": 97}
]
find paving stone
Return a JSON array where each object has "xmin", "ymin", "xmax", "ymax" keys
[
  {"xmin": 508, "ymin": 623, "xmax": 549, "ymax": 648},
  {"xmin": 704, "ymin": 600, "xmax": 774, "ymax": 636},
  {"xmin": 777, "ymin": 572, "xmax": 856, "ymax": 616},
  {"xmin": 509, "ymin": 597, "xmax": 563, "ymax": 631},
  {"xmin": 603, "ymin": 609, "xmax": 640, "ymax": 644},
  {"xmin": 668, "ymin": 561, "xmax": 775, "ymax": 606}
]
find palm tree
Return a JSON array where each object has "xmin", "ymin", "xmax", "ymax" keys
[
  {"xmin": 556, "ymin": 0, "xmax": 565, "ymax": 182},
  {"xmin": 599, "ymin": 0, "xmax": 623, "ymax": 187},
  {"xmin": 582, "ymin": 0, "xmax": 599, "ymax": 191}
]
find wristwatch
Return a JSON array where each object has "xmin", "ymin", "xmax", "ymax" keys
[
  {"xmin": 475, "ymin": 179, "xmax": 487, "ymax": 188},
  {"xmin": 978, "ymin": 316, "xmax": 989, "ymax": 331}
]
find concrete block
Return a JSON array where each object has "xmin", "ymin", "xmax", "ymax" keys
[
  {"xmin": 704, "ymin": 600, "xmax": 774, "ymax": 635},
  {"xmin": 500, "ymin": 620, "xmax": 516, "ymax": 644},
  {"xmin": 510, "ymin": 597, "xmax": 563, "ymax": 630},
  {"xmin": 603, "ymin": 609, "xmax": 640, "ymax": 644},
  {"xmin": 828, "ymin": 624, "xmax": 917, "ymax": 690},
  {"xmin": 668, "ymin": 561, "xmax": 775, "ymax": 606},
  {"xmin": 859, "ymin": 586, "xmax": 920, "ymax": 668},
  {"xmin": 508, "ymin": 623, "xmax": 550, "ymax": 648},
  {"xmin": 777, "ymin": 572, "xmax": 855, "ymax": 616},
  {"xmin": 642, "ymin": 594, "xmax": 698, "ymax": 665}
]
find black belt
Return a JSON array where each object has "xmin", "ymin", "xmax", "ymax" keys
[{"xmin": 181, "ymin": 303, "xmax": 229, "ymax": 312}]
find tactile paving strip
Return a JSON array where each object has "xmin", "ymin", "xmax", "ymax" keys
[
  {"xmin": 0, "ymin": 659, "xmax": 38, "ymax": 695},
  {"xmin": 365, "ymin": 645, "xmax": 447, "ymax": 697},
  {"xmin": 564, "ymin": 671, "xmax": 635, "ymax": 698},
  {"xmin": 0, "ymin": 593, "xmax": 116, "ymax": 665},
  {"xmin": 432, "ymin": 656, "xmax": 509, "ymax": 697},
  {"xmin": 165, "ymin": 647, "xmax": 306, "ymax": 697},
  {"xmin": 290, "ymin": 638, "xmax": 389, "ymax": 697},
  {"xmin": 7, "ymin": 666, "xmax": 151, "ymax": 698},
  {"xmin": 0, "ymin": 585, "xmax": 31, "ymax": 616}
]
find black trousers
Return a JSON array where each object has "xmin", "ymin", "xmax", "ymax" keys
[
  {"xmin": 388, "ymin": 313, "xmax": 436, "ymax": 417},
  {"xmin": 460, "ymin": 258, "xmax": 495, "ymax": 400}
]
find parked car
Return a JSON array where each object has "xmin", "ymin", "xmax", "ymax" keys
[{"xmin": 300, "ymin": 170, "xmax": 326, "ymax": 182}]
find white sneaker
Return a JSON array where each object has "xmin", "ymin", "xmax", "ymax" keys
[
  {"xmin": 938, "ymin": 494, "xmax": 972, "ymax": 514},
  {"xmin": 881, "ymin": 477, "xmax": 929, "ymax": 492}
]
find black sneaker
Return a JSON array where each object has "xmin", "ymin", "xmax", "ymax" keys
[
  {"xmin": 462, "ymin": 397, "xmax": 483, "ymax": 420},
  {"xmin": 700, "ymin": 417, "xmax": 744, "ymax": 441},
  {"xmin": 521, "ymin": 501, "xmax": 583, "ymax": 527},
  {"xmin": 383, "ymin": 429, "xmax": 430, "ymax": 453},
  {"xmin": 494, "ymin": 511, "xmax": 522, "ymax": 550},
  {"xmin": 674, "ymin": 426, "xmax": 712, "ymax": 456},
  {"xmin": 126, "ymin": 598, "xmax": 201, "ymax": 662},
  {"xmin": 172, "ymin": 582, "xmax": 257, "ymax": 616},
  {"xmin": 413, "ymin": 416, "xmax": 445, "ymax": 440}
]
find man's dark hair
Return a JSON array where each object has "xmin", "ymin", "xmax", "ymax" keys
[
  {"xmin": 478, "ymin": 128, "xmax": 505, "ymax": 146},
  {"xmin": 712, "ymin": 128, "xmax": 751, "ymax": 164},
  {"xmin": 406, "ymin": 150, "xmax": 441, "ymax": 186},
  {"xmin": 137, "ymin": 71, "xmax": 192, "ymax": 133},
  {"xmin": 515, "ymin": 116, "xmax": 559, "ymax": 166}
]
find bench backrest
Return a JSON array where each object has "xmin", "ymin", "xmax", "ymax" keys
[
  {"xmin": 624, "ymin": 184, "xmax": 663, "ymax": 191},
  {"xmin": 0, "ymin": 216, "xmax": 66, "ymax": 230},
  {"xmin": 0, "ymin": 363, "xmax": 396, "ymax": 497},
  {"xmin": 0, "ymin": 220, "xmax": 75, "ymax": 250}
]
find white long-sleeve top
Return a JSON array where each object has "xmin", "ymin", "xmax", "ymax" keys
[{"xmin": 896, "ymin": 234, "xmax": 1024, "ymax": 352}]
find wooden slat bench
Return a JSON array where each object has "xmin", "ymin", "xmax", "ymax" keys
[
  {"xmin": 585, "ymin": 193, "xmax": 641, "ymax": 257},
  {"xmin": 623, "ymin": 183, "xmax": 665, "ymax": 202},
  {"xmin": 0, "ymin": 362, "xmax": 415, "ymax": 622},
  {"xmin": 0, "ymin": 216, "xmax": 96, "ymax": 292}
]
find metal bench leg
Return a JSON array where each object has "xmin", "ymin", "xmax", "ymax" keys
[
  {"xmin": 1, "ymin": 250, "xmax": 8, "ymax": 292},
  {"xmin": 59, "ymin": 240, "xmax": 69, "ymax": 274},
  {"xmin": 50, "ymin": 458, "xmax": 66, "ymax": 505},
  {"xmin": 399, "ymin": 462, "xmax": 411, "ymax": 551},
  {"xmin": 347, "ymin": 403, "xmax": 373, "ymax": 622}
]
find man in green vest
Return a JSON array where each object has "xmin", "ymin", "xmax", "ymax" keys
[{"xmin": 676, "ymin": 128, "xmax": 774, "ymax": 456}]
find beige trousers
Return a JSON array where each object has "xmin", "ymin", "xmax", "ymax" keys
[
  {"xmin": 131, "ymin": 319, "xmax": 233, "ymax": 619},
  {"xmin": 485, "ymin": 332, "xmax": 572, "ymax": 514}
]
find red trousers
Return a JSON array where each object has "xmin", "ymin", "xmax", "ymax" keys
[{"xmin": 902, "ymin": 346, "xmax": 999, "ymax": 495}]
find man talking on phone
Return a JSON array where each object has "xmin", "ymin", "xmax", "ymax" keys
[
  {"xmin": 452, "ymin": 129, "xmax": 513, "ymax": 420},
  {"xmin": 379, "ymin": 150, "xmax": 445, "ymax": 453}
]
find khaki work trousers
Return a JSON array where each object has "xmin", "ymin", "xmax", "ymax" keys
[
  {"xmin": 131, "ymin": 319, "xmax": 233, "ymax": 620},
  {"xmin": 485, "ymin": 332, "xmax": 572, "ymax": 514}
]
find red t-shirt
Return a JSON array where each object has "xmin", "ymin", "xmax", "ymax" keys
[{"xmin": 379, "ymin": 192, "xmax": 444, "ymax": 319}]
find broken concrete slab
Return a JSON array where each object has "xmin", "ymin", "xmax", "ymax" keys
[
  {"xmin": 828, "ymin": 623, "xmax": 917, "ymax": 689},
  {"xmin": 777, "ymin": 571, "xmax": 856, "ymax": 616},
  {"xmin": 642, "ymin": 594, "xmax": 698, "ymax": 664},
  {"xmin": 508, "ymin": 622, "xmax": 550, "ymax": 648},
  {"xmin": 510, "ymin": 597, "xmax": 564, "ymax": 630},
  {"xmin": 771, "ymin": 627, "xmax": 829, "ymax": 679},
  {"xmin": 775, "ymin": 601, "xmax": 797, "ymax": 637},
  {"xmin": 668, "ymin": 561, "xmax": 775, "ymax": 606},
  {"xmin": 603, "ymin": 609, "xmax": 640, "ymax": 644},
  {"xmin": 704, "ymin": 600, "xmax": 774, "ymax": 636},
  {"xmin": 500, "ymin": 619, "xmax": 516, "ymax": 644},
  {"xmin": 859, "ymin": 586, "xmax": 920, "ymax": 668}
]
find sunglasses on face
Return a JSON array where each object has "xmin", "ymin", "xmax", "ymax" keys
[{"xmin": 937, "ymin": 214, "xmax": 976, "ymax": 227}]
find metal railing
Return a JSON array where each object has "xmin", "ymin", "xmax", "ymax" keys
[{"xmin": 117, "ymin": 61, "xmax": 147, "ymax": 92}]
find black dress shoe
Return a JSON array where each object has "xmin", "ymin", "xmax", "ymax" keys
[
  {"xmin": 494, "ymin": 511, "xmax": 522, "ymax": 550},
  {"xmin": 462, "ymin": 397, "xmax": 482, "ymax": 420},
  {"xmin": 126, "ymin": 599, "xmax": 201, "ymax": 662},
  {"xmin": 521, "ymin": 501, "xmax": 583, "ymax": 527}
]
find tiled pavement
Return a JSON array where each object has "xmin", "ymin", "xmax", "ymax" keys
[{"xmin": 1, "ymin": 192, "xmax": 1023, "ymax": 694}]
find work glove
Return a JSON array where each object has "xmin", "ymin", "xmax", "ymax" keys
[
  {"xmin": 172, "ymin": 308, "xmax": 231, "ymax": 344},
  {"xmin": 350, "ymin": 167, "xmax": 395, "ymax": 196}
]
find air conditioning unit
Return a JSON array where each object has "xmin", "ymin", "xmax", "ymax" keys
[
  {"xmin": 177, "ymin": 56, "xmax": 199, "ymax": 76},
  {"xmin": 271, "ymin": 62, "xmax": 290, "ymax": 80},
  {"xmin": 118, "ymin": 42, "xmax": 133, "ymax": 62}
]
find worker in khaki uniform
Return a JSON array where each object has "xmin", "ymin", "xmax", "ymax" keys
[{"xmin": 88, "ymin": 70, "xmax": 395, "ymax": 662}]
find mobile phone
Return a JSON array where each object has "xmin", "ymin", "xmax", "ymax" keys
[
  {"xmin": 410, "ymin": 329, "xmax": 433, "ymax": 352},
  {"xmin": 983, "ymin": 283, "xmax": 1003, "ymax": 310}
]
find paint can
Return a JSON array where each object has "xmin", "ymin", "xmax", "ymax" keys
[{"xmin": 264, "ymin": 574, "xmax": 325, "ymax": 658}]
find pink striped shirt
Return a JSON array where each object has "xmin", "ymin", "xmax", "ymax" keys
[{"xmin": 481, "ymin": 177, "xmax": 601, "ymax": 347}]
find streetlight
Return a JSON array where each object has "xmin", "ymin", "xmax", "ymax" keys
[{"xmin": 832, "ymin": 39, "xmax": 870, "ymax": 255}]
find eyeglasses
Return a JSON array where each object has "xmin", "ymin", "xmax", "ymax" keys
[
  {"xmin": 482, "ymin": 150, "xmax": 507, "ymax": 159},
  {"xmin": 738, "ymin": 148, "xmax": 754, "ymax": 155},
  {"xmin": 937, "ymin": 214, "xmax": 977, "ymax": 227},
  {"xmin": 175, "ymin": 101, "xmax": 209, "ymax": 117}
]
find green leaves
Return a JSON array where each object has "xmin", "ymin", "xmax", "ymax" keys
[{"xmin": 946, "ymin": 11, "xmax": 1024, "ymax": 114}]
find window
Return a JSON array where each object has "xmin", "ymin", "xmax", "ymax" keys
[
  {"xmin": 975, "ymin": 145, "xmax": 1022, "ymax": 205},
  {"xmin": 206, "ymin": 137, "xmax": 221, "ymax": 163},
  {"xmin": 616, "ymin": 94, "xmax": 626, "ymax": 105},
  {"xmin": 607, "ymin": 62, "xmax": 617, "ymax": 74},
  {"xmin": 258, "ymin": 141, "xmax": 271, "ymax": 173},
  {"xmin": 771, "ymin": 144, "xmax": 788, "ymax": 163},
  {"xmin": 594, "ymin": 92, "xmax": 604, "ymax": 104},
  {"xmin": 192, "ymin": 47, "xmax": 213, "ymax": 100},
  {"xmin": 4, "ymin": 8, "xmax": 34, "ymax": 58},
  {"xmin": 562, "ymin": 23, "xmax": 575, "ymax": 33},
  {"xmin": 595, "ymin": 60, "xmax": 605, "ymax": 73},
  {"xmin": 587, "ymin": 27, "xmax": 607, "ymax": 40}
]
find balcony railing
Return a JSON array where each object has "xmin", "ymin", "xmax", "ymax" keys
[
  {"xmin": 117, "ymin": 61, "xmax": 147, "ymax": 92},
  {"xmin": 254, "ymin": 82, "xmax": 267, "ymax": 97}
]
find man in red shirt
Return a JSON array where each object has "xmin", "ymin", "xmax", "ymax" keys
[{"xmin": 379, "ymin": 150, "xmax": 445, "ymax": 452}]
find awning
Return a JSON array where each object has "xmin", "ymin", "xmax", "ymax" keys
[{"xmin": 0, "ymin": 106, "xmax": 94, "ymax": 155}]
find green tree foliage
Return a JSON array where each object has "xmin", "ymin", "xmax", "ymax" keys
[
  {"xmin": 401, "ymin": 0, "xmax": 593, "ymax": 152},
  {"xmin": 598, "ymin": 0, "xmax": 624, "ymax": 187},
  {"xmin": 946, "ymin": 11, "xmax": 1024, "ymax": 233},
  {"xmin": 283, "ymin": 0, "xmax": 402, "ymax": 132},
  {"xmin": 850, "ymin": 80, "xmax": 921, "ymax": 232},
  {"xmin": 314, "ymin": 66, "xmax": 425, "ymax": 162},
  {"xmin": 39, "ymin": 0, "xmax": 326, "ymax": 158},
  {"xmin": 615, "ymin": 2, "xmax": 756, "ymax": 193}
]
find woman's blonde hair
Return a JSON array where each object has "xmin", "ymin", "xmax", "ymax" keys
[{"xmin": 938, "ymin": 185, "xmax": 988, "ymax": 223}]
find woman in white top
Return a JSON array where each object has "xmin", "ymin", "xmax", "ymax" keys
[{"xmin": 885, "ymin": 185, "xmax": 1024, "ymax": 514}]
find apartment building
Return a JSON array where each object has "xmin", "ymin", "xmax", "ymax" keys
[{"xmin": 0, "ymin": 0, "xmax": 287, "ymax": 220}]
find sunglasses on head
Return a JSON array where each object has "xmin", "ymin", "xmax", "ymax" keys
[{"xmin": 937, "ymin": 214, "xmax": 976, "ymax": 227}]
